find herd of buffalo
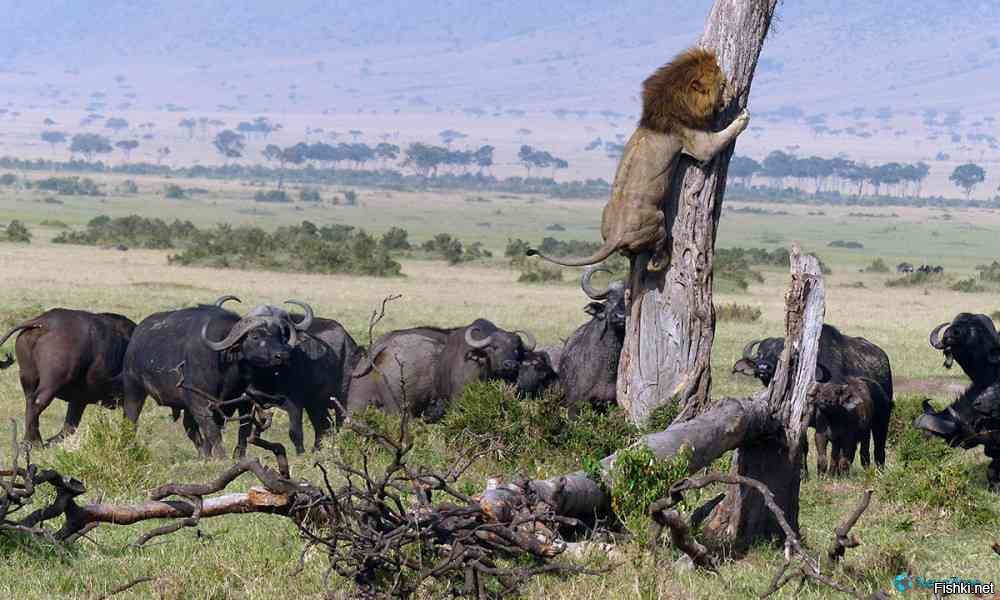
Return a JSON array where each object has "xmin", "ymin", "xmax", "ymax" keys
[{"xmin": 2, "ymin": 268, "xmax": 999, "ymax": 487}]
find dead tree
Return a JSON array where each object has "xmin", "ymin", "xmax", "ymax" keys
[
  {"xmin": 618, "ymin": 0, "xmax": 780, "ymax": 424},
  {"xmin": 485, "ymin": 247, "xmax": 826, "ymax": 554}
]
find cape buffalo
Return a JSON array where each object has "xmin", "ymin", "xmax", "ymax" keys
[
  {"xmin": 558, "ymin": 266, "xmax": 626, "ymax": 413},
  {"xmin": 914, "ymin": 313, "xmax": 1000, "ymax": 487},
  {"xmin": 812, "ymin": 377, "xmax": 885, "ymax": 475},
  {"xmin": 515, "ymin": 345, "xmax": 560, "ymax": 399},
  {"xmin": 347, "ymin": 319, "xmax": 535, "ymax": 420},
  {"xmin": 122, "ymin": 297, "xmax": 312, "ymax": 457},
  {"xmin": 0, "ymin": 308, "xmax": 136, "ymax": 446},
  {"xmin": 236, "ymin": 304, "xmax": 361, "ymax": 454},
  {"xmin": 733, "ymin": 324, "xmax": 894, "ymax": 472}
]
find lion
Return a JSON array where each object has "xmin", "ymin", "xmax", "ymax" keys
[{"xmin": 527, "ymin": 48, "xmax": 750, "ymax": 271}]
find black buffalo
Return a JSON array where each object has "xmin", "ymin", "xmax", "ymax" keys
[
  {"xmin": 347, "ymin": 319, "xmax": 534, "ymax": 420},
  {"xmin": 122, "ymin": 297, "xmax": 312, "ymax": 457},
  {"xmin": 914, "ymin": 314, "xmax": 1000, "ymax": 486},
  {"xmin": 733, "ymin": 324, "xmax": 894, "ymax": 471},
  {"xmin": 0, "ymin": 308, "xmax": 136, "ymax": 445},
  {"xmin": 237, "ymin": 304, "xmax": 361, "ymax": 454},
  {"xmin": 896, "ymin": 262, "xmax": 914, "ymax": 274},
  {"xmin": 515, "ymin": 345, "xmax": 561, "ymax": 399},
  {"xmin": 558, "ymin": 266, "xmax": 627, "ymax": 413},
  {"xmin": 811, "ymin": 377, "xmax": 885, "ymax": 475}
]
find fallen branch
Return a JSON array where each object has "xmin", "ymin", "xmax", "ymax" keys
[
  {"xmin": 827, "ymin": 489, "xmax": 873, "ymax": 564},
  {"xmin": 94, "ymin": 576, "xmax": 157, "ymax": 600}
]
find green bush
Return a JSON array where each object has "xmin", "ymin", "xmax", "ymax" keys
[
  {"xmin": 862, "ymin": 258, "xmax": 890, "ymax": 273},
  {"xmin": 610, "ymin": 444, "xmax": 693, "ymax": 544},
  {"xmin": 517, "ymin": 261, "xmax": 562, "ymax": 284},
  {"xmin": 976, "ymin": 261, "xmax": 1000, "ymax": 283},
  {"xmin": 878, "ymin": 398, "xmax": 994, "ymax": 527},
  {"xmin": 164, "ymin": 183, "xmax": 185, "ymax": 199},
  {"xmin": 0, "ymin": 173, "xmax": 16, "ymax": 185},
  {"xmin": 35, "ymin": 176, "xmax": 102, "ymax": 196},
  {"xmin": 5, "ymin": 220, "xmax": 31, "ymax": 243},
  {"xmin": 54, "ymin": 214, "xmax": 196, "ymax": 249},
  {"xmin": 120, "ymin": 179, "xmax": 139, "ymax": 194},
  {"xmin": 298, "ymin": 188, "xmax": 321, "ymax": 202},
  {"xmin": 380, "ymin": 226, "xmax": 411, "ymax": 250},
  {"xmin": 885, "ymin": 271, "xmax": 945, "ymax": 287},
  {"xmin": 715, "ymin": 302, "xmax": 762, "ymax": 322},
  {"xmin": 254, "ymin": 189, "xmax": 290, "ymax": 203},
  {"xmin": 51, "ymin": 413, "xmax": 152, "ymax": 497},
  {"xmin": 442, "ymin": 380, "xmax": 637, "ymax": 468},
  {"xmin": 951, "ymin": 277, "xmax": 985, "ymax": 293},
  {"xmin": 421, "ymin": 233, "xmax": 491, "ymax": 264},
  {"xmin": 505, "ymin": 238, "xmax": 531, "ymax": 258}
]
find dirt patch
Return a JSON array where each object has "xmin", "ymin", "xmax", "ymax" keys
[{"xmin": 894, "ymin": 375, "xmax": 967, "ymax": 398}]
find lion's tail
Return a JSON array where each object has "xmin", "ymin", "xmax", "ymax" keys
[{"xmin": 525, "ymin": 240, "xmax": 619, "ymax": 267}]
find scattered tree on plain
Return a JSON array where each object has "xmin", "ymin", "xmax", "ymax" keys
[
  {"xmin": 69, "ymin": 133, "xmax": 113, "ymax": 161},
  {"xmin": 950, "ymin": 162, "xmax": 986, "ymax": 198}
]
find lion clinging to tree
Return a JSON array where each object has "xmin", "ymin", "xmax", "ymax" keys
[{"xmin": 527, "ymin": 48, "xmax": 749, "ymax": 273}]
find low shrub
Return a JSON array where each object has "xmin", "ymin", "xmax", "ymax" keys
[
  {"xmin": 862, "ymin": 258, "xmax": 890, "ymax": 273},
  {"xmin": 885, "ymin": 271, "xmax": 945, "ymax": 288},
  {"xmin": 951, "ymin": 277, "xmax": 985, "ymax": 293},
  {"xmin": 51, "ymin": 413, "xmax": 153, "ymax": 496},
  {"xmin": 164, "ymin": 183, "xmax": 186, "ymax": 199},
  {"xmin": 35, "ymin": 176, "xmax": 102, "ymax": 196},
  {"xmin": 715, "ymin": 303, "xmax": 762, "ymax": 322},
  {"xmin": 517, "ymin": 262, "xmax": 562, "ymax": 284},
  {"xmin": 299, "ymin": 188, "xmax": 321, "ymax": 202},
  {"xmin": 610, "ymin": 444, "xmax": 693, "ymax": 544},
  {"xmin": 421, "ymin": 233, "xmax": 492, "ymax": 264},
  {"xmin": 254, "ymin": 189, "xmax": 290, "ymax": 203},
  {"xmin": 4, "ymin": 220, "xmax": 31, "ymax": 243},
  {"xmin": 828, "ymin": 240, "xmax": 864, "ymax": 249}
]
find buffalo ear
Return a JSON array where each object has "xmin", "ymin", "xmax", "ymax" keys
[
  {"xmin": 732, "ymin": 358, "xmax": 756, "ymax": 376},
  {"xmin": 989, "ymin": 347, "xmax": 1000, "ymax": 364},
  {"xmin": 584, "ymin": 302, "xmax": 605, "ymax": 318}
]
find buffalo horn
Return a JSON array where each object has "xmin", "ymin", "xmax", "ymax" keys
[
  {"xmin": 464, "ymin": 326, "xmax": 494, "ymax": 349},
  {"xmin": 284, "ymin": 300, "xmax": 314, "ymax": 331},
  {"xmin": 928, "ymin": 321, "xmax": 949, "ymax": 349},
  {"xmin": 214, "ymin": 294, "xmax": 241, "ymax": 308},
  {"xmin": 514, "ymin": 330, "xmax": 536, "ymax": 351},
  {"xmin": 742, "ymin": 339, "xmax": 761, "ymax": 360},
  {"xmin": 580, "ymin": 266, "xmax": 613, "ymax": 300},
  {"xmin": 201, "ymin": 316, "xmax": 267, "ymax": 351}
]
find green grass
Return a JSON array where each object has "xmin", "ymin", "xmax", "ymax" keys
[{"xmin": 3, "ymin": 176, "xmax": 1000, "ymax": 598}]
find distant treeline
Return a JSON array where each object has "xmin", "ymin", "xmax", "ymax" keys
[
  {"xmin": 51, "ymin": 215, "xmax": 494, "ymax": 276},
  {"xmin": 0, "ymin": 156, "xmax": 610, "ymax": 200}
]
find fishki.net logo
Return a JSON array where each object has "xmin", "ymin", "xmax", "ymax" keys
[{"xmin": 894, "ymin": 571, "xmax": 995, "ymax": 595}]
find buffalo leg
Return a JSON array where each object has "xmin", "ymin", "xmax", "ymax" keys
[
  {"xmin": 181, "ymin": 410, "xmax": 204, "ymax": 450},
  {"xmin": 986, "ymin": 446, "xmax": 1000, "ymax": 492},
  {"xmin": 122, "ymin": 375, "xmax": 146, "ymax": 425},
  {"xmin": 286, "ymin": 402, "xmax": 306, "ymax": 455},
  {"xmin": 189, "ymin": 403, "xmax": 223, "ymax": 458},
  {"xmin": 48, "ymin": 400, "xmax": 87, "ymax": 445},
  {"xmin": 872, "ymin": 412, "xmax": 889, "ymax": 468},
  {"xmin": 859, "ymin": 428, "xmax": 871, "ymax": 469},
  {"xmin": 305, "ymin": 401, "xmax": 333, "ymax": 451},
  {"xmin": 25, "ymin": 385, "xmax": 58, "ymax": 446},
  {"xmin": 814, "ymin": 429, "xmax": 829, "ymax": 476}
]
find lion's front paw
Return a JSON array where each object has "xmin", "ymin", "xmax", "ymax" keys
[{"xmin": 734, "ymin": 109, "xmax": 750, "ymax": 131}]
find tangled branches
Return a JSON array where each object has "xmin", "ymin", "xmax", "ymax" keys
[{"xmin": 649, "ymin": 472, "xmax": 887, "ymax": 599}]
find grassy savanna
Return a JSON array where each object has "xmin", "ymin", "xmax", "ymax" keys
[{"xmin": 2, "ymin": 177, "xmax": 1000, "ymax": 599}]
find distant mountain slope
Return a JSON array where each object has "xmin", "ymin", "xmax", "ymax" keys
[{"xmin": 3, "ymin": 0, "xmax": 998, "ymax": 115}]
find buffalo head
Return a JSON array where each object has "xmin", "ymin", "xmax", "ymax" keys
[
  {"xmin": 464, "ymin": 319, "xmax": 535, "ymax": 380},
  {"xmin": 516, "ymin": 350, "xmax": 558, "ymax": 398},
  {"xmin": 202, "ymin": 299, "xmax": 314, "ymax": 368},
  {"xmin": 928, "ymin": 313, "xmax": 1000, "ymax": 382},
  {"xmin": 733, "ymin": 336, "xmax": 832, "ymax": 386},
  {"xmin": 580, "ymin": 265, "xmax": 626, "ymax": 333}
]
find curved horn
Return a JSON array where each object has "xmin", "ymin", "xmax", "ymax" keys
[
  {"xmin": 201, "ymin": 317, "xmax": 266, "ymax": 352},
  {"xmin": 580, "ymin": 266, "xmax": 613, "ymax": 300},
  {"xmin": 214, "ymin": 294, "xmax": 241, "ymax": 308},
  {"xmin": 742, "ymin": 339, "xmax": 761, "ymax": 360},
  {"xmin": 464, "ymin": 326, "xmax": 493, "ymax": 349},
  {"xmin": 514, "ymin": 330, "xmax": 536, "ymax": 351},
  {"xmin": 928, "ymin": 321, "xmax": 950, "ymax": 349},
  {"xmin": 284, "ymin": 300, "xmax": 314, "ymax": 331}
]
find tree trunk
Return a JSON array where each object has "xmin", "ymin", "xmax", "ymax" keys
[
  {"xmin": 617, "ymin": 0, "xmax": 779, "ymax": 425},
  {"xmin": 490, "ymin": 247, "xmax": 824, "ymax": 555},
  {"xmin": 702, "ymin": 248, "xmax": 824, "ymax": 551}
]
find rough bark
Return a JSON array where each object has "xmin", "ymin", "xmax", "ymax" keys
[
  {"xmin": 617, "ymin": 0, "xmax": 780, "ymax": 425},
  {"xmin": 702, "ymin": 247, "xmax": 825, "ymax": 551}
]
